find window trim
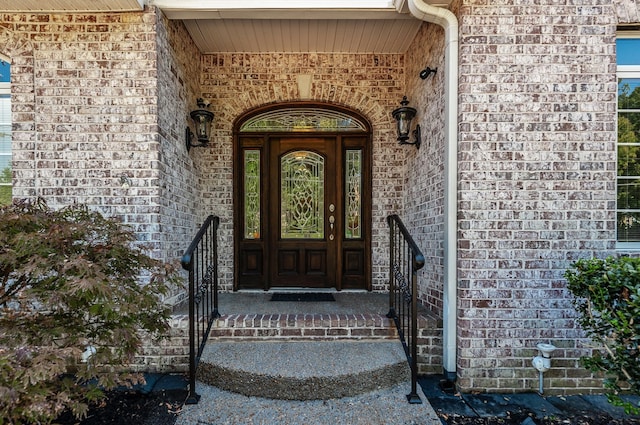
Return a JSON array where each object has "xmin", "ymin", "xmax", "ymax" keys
[
  {"xmin": 0, "ymin": 64, "xmax": 10, "ymax": 191},
  {"xmin": 616, "ymin": 35, "xmax": 640, "ymax": 249}
]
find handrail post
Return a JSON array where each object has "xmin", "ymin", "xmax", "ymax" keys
[
  {"xmin": 386, "ymin": 214, "xmax": 424, "ymax": 404},
  {"xmin": 184, "ymin": 258, "xmax": 200, "ymax": 404},
  {"xmin": 181, "ymin": 215, "xmax": 220, "ymax": 405},
  {"xmin": 213, "ymin": 217, "xmax": 220, "ymax": 318},
  {"xmin": 387, "ymin": 216, "xmax": 396, "ymax": 319},
  {"xmin": 407, "ymin": 261, "xmax": 421, "ymax": 403}
]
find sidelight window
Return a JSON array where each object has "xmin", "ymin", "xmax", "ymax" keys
[
  {"xmin": 345, "ymin": 149, "xmax": 362, "ymax": 239},
  {"xmin": 244, "ymin": 150, "xmax": 261, "ymax": 239}
]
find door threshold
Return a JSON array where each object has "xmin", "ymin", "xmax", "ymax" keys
[
  {"xmin": 268, "ymin": 287, "xmax": 338, "ymax": 293},
  {"xmin": 236, "ymin": 288, "xmax": 370, "ymax": 293}
]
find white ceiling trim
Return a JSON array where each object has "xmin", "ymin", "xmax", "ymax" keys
[
  {"xmin": 160, "ymin": 9, "xmax": 412, "ymax": 20},
  {"xmin": 150, "ymin": 0, "xmax": 396, "ymax": 11},
  {"xmin": 150, "ymin": 0, "xmax": 449, "ymax": 20},
  {"xmin": 149, "ymin": 0, "xmax": 448, "ymax": 53}
]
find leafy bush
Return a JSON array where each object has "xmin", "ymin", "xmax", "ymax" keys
[
  {"xmin": 0, "ymin": 199, "xmax": 176, "ymax": 424},
  {"xmin": 565, "ymin": 256, "xmax": 640, "ymax": 414},
  {"xmin": 0, "ymin": 185, "xmax": 10, "ymax": 207},
  {"xmin": 0, "ymin": 167, "xmax": 11, "ymax": 207}
]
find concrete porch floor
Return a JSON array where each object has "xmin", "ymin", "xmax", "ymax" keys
[
  {"xmin": 173, "ymin": 291, "xmax": 429, "ymax": 316},
  {"xmin": 213, "ymin": 291, "xmax": 389, "ymax": 315}
]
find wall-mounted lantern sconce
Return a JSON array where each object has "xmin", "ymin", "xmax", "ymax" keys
[
  {"xmin": 392, "ymin": 96, "xmax": 421, "ymax": 149},
  {"xmin": 419, "ymin": 66, "xmax": 437, "ymax": 80},
  {"xmin": 186, "ymin": 98, "xmax": 214, "ymax": 151}
]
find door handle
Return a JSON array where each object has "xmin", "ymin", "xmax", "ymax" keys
[{"xmin": 329, "ymin": 204, "xmax": 336, "ymax": 240}]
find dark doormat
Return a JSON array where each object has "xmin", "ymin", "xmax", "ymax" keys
[{"xmin": 270, "ymin": 293, "xmax": 336, "ymax": 302}]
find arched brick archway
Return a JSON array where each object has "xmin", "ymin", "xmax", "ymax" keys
[{"xmin": 211, "ymin": 81, "xmax": 393, "ymax": 146}]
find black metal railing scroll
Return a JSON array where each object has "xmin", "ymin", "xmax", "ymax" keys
[
  {"xmin": 181, "ymin": 215, "xmax": 220, "ymax": 404},
  {"xmin": 386, "ymin": 214, "xmax": 425, "ymax": 404}
]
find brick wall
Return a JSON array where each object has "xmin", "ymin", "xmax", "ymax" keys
[
  {"xmin": 5, "ymin": 1, "xmax": 636, "ymax": 393},
  {"xmin": 0, "ymin": 9, "xmax": 204, "ymax": 295},
  {"xmin": 615, "ymin": 0, "xmax": 640, "ymax": 23},
  {"xmin": 0, "ymin": 9, "xmax": 165, "ymax": 255},
  {"xmin": 154, "ymin": 12, "xmax": 203, "ymax": 303},
  {"xmin": 403, "ymin": 22, "xmax": 448, "ymax": 313},
  {"xmin": 137, "ymin": 315, "xmax": 189, "ymax": 373},
  {"xmin": 198, "ymin": 53, "xmax": 408, "ymax": 291},
  {"xmin": 455, "ymin": 0, "xmax": 618, "ymax": 393},
  {"xmin": 0, "ymin": 7, "xmax": 203, "ymax": 371}
]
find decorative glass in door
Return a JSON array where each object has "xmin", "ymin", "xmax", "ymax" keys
[
  {"xmin": 244, "ymin": 150, "xmax": 261, "ymax": 239},
  {"xmin": 280, "ymin": 151, "xmax": 324, "ymax": 239},
  {"xmin": 345, "ymin": 149, "xmax": 362, "ymax": 239}
]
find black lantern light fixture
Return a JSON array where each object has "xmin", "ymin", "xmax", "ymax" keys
[
  {"xmin": 186, "ymin": 98, "xmax": 214, "ymax": 151},
  {"xmin": 392, "ymin": 96, "xmax": 421, "ymax": 149},
  {"xmin": 419, "ymin": 66, "xmax": 437, "ymax": 80}
]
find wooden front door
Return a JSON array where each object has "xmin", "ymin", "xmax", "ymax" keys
[
  {"xmin": 269, "ymin": 137, "xmax": 336, "ymax": 287},
  {"xmin": 234, "ymin": 103, "xmax": 371, "ymax": 291},
  {"xmin": 235, "ymin": 133, "xmax": 371, "ymax": 291}
]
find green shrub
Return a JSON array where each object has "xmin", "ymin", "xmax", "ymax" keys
[
  {"xmin": 0, "ymin": 186, "xmax": 10, "ymax": 207},
  {"xmin": 0, "ymin": 199, "xmax": 177, "ymax": 424},
  {"xmin": 565, "ymin": 256, "xmax": 640, "ymax": 414},
  {"xmin": 0, "ymin": 167, "xmax": 11, "ymax": 206}
]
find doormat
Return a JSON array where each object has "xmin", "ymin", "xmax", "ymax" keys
[{"xmin": 270, "ymin": 293, "xmax": 336, "ymax": 302}]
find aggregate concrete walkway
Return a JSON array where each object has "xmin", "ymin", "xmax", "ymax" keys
[{"xmin": 175, "ymin": 378, "xmax": 442, "ymax": 425}]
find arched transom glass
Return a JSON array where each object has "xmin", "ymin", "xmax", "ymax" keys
[{"xmin": 240, "ymin": 108, "xmax": 367, "ymax": 132}]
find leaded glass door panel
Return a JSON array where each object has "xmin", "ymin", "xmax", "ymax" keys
[{"xmin": 269, "ymin": 137, "xmax": 337, "ymax": 287}]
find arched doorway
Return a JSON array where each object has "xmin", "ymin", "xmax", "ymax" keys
[{"xmin": 233, "ymin": 102, "xmax": 372, "ymax": 291}]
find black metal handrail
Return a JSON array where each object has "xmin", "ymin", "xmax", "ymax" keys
[
  {"xmin": 386, "ymin": 214, "xmax": 425, "ymax": 404},
  {"xmin": 181, "ymin": 215, "xmax": 220, "ymax": 404}
]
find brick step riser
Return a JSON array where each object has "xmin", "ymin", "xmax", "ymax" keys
[{"xmin": 209, "ymin": 313, "xmax": 399, "ymax": 340}]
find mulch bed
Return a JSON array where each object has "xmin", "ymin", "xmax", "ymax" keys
[{"xmin": 55, "ymin": 389, "xmax": 187, "ymax": 425}]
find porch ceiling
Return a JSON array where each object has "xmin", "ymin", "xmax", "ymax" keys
[
  {"xmin": 180, "ymin": 18, "xmax": 423, "ymax": 54},
  {"xmin": 152, "ymin": 0, "xmax": 451, "ymax": 54}
]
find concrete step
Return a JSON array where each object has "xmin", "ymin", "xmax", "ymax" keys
[{"xmin": 197, "ymin": 339, "xmax": 410, "ymax": 400}]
